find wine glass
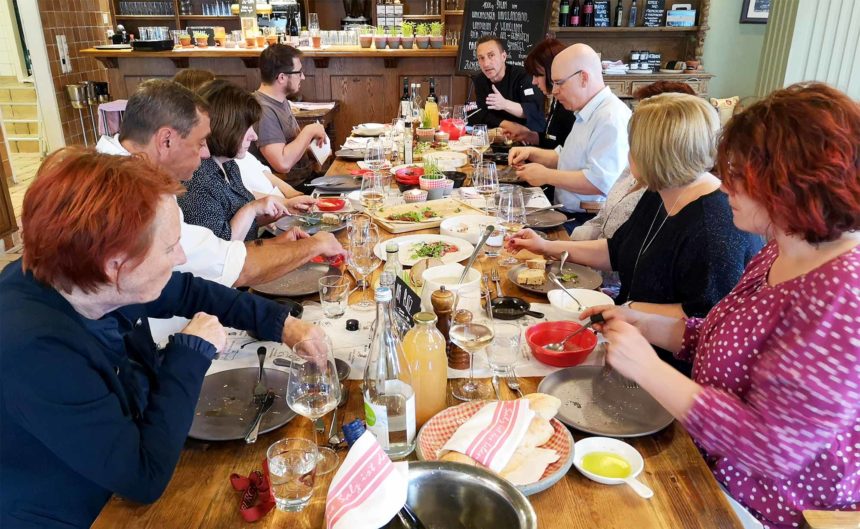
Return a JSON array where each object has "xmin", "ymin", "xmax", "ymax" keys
[
  {"xmin": 473, "ymin": 161, "xmax": 499, "ymax": 215},
  {"xmin": 498, "ymin": 187, "xmax": 526, "ymax": 266},
  {"xmin": 286, "ymin": 336, "xmax": 341, "ymax": 475},
  {"xmin": 439, "ymin": 95, "xmax": 450, "ymax": 120},
  {"xmin": 451, "ymin": 291, "xmax": 495, "ymax": 401},
  {"xmin": 347, "ymin": 224, "xmax": 381, "ymax": 311},
  {"xmin": 359, "ymin": 172, "xmax": 385, "ymax": 214},
  {"xmin": 364, "ymin": 138, "xmax": 386, "ymax": 175},
  {"xmin": 471, "ymin": 124, "xmax": 490, "ymax": 164}
]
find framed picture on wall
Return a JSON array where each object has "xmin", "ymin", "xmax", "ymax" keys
[{"xmin": 740, "ymin": 0, "xmax": 770, "ymax": 24}]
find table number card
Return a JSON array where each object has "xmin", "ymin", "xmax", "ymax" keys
[
  {"xmin": 593, "ymin": 0, "xmax": 611, "ymax": 27},
  {"xmin": 393, "ymin": 276, "xmax": 421, "ymax": 328}
]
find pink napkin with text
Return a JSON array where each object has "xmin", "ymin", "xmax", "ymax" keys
[
  {"xmin": 441, "ymin": 400, "xmax": 534, "ymax": 472},
  {"xmin": 325, "ymin": 431, "xmax": 408, "ymax": 529}
]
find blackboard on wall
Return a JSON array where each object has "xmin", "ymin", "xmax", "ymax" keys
[{"xmin": 456, "ymin": 0, "xmax": 551, "ymax": 76}]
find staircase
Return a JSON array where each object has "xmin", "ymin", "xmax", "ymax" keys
[{"xmin": 0, "ymin": 77, "xmax": 43, "ymax": 156}]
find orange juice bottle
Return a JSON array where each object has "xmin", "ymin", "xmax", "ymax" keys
[{"xmin": 402, "ymin": 312, "xmax": 449, "ymax": 428}]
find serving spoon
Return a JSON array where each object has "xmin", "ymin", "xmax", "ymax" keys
[{"xmin": 544, "ymin": 313, "xmax": 604, "ymax": 352}]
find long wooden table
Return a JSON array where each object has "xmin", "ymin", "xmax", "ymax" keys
[{"xmin": 92, "ymin": 158, "xmax": 742, "ymax": 529}]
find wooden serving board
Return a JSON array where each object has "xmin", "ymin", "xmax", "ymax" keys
[{"xmin": 373, "ymin": 198, "xmax": 485, "ymax": 234}]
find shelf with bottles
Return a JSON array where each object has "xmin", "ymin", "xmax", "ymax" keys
[
  {"xmin": 179, "ymin": 15, "xmax": 238, "ymax": 19},
  {"xmin": 442, "ymin": 9, "xmax": 463, "ymax": 15},
  {"xmin": 403, "ymin": 14, "xmax": 442, "ymax": 19},
  {"xmin": 115, "ymin": 14, "xmax": 177, "ymax": 18},
  {"xmin": 551, "ymin": 25, "xmax": 702, "ymax": 33}
]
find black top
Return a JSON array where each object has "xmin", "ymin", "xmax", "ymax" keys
[
  {"xmin": 470, "ymin": 64, "xmax": 546, "ymax": 132},
  {"xmin": 178, "ymin": 157, "xmax": 258, "ymax": 242},
  {"xmin": 609, "ymin": 189, "xmax": 763, "ymax": 317},
  {"xmin": 538, "ymin": 99, "xmax": 575, "ymax": 150}
]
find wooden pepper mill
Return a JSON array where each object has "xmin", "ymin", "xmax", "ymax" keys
[
  {"xmin": 448, "ymin": 309, "xmax": 473, "ymax": 370},
  {"xmin": 430, "ymin": 285, "xmax": 454, "ymax": 343}
]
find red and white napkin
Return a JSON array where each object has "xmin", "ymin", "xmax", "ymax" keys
[
  {"xmin": 441, "ymin": 400, "xmax": 535, "ymax": 473},
  {"xmin": 325, "ymin": 431, "xmax": 408, "ymax": 529}
]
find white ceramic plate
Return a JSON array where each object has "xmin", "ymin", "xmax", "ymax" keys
[
  {"xmin": 423, "ymin": 151, "xmax": 469, "ymax": 171},
  {"xmin": 374, "ymin": 234, "xmax": 474, "ymax": 267},
  {"xmin": 547, "ymin": 288, "xmax": 615, "ymax": 319},
  {"xmin": 389, "ymin": 163, "xmax": 425, "ymax": 176},
  {"xmin": 439, "ymin": 214, "xmax": 502, "ymax": 245},
  {"xmin": 447, "ymin": 138, "xmax": 473, "ymax": 152},
  {"xmin": 352, "ymin": 123, "xmax": 387, "ymax": 136}
]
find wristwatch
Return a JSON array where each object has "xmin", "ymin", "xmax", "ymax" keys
[{"xmin": 622, "ymin": 300, "xmax": 635, "ymax": 309}]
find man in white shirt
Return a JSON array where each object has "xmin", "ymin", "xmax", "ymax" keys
[
  {"xmin": 509, "ymin": 44, "xmax": 632, "ymax": 230},
  {"xmin": 97, "ymin": 79, "xmax": 345, "ymax": 288}
]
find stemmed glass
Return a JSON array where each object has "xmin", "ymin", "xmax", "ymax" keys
[
  {"xmin": 439, "ymin": 95, "xmax": 450, "ymax": 120},
  {"xmin": 347, "ymin": 223, "xmax": 381, "ymax": 311},
  {"xmin": 473, "ymin": 161, "xmax": 499, "ymax": 215},
  {"xmin": 451, "ymin": 290, "xmax": 495, "ymax": 401},
  {"xmin": 452, "ymin": 104, "xmax": 467, "ymax": 138},
  {"xmin": 471, "ymin": 124, "xmax": 490, "ymax": 164},
  {"xmin": 498, "ymin": 186, "xmax": 526, "ymax": 266},
  {"xmin": 286, "ymin": 336, "xmax": 341, "ymax": 475}
]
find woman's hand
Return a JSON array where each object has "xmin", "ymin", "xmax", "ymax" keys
[
  {"xmin": 285, "ymin": 195, "xmax": 315, "ymax": 214},
  {"xmin": 581, "ymin": 305, "xmax": 644, "ymax": 331},
  {"xmin": 500, "ymin": 121, "xmax": 530, "ymax": 143},
  {"xmin": 508, "ymin": 146, "xmax": 533, "ymax": 166},
  {"xmin": 504, "ymin": 228, "xmax": 548, "ymax": 255},
  {"xmin": 601, "ymin": 319, "xmax": 661, "ymax": 382},
  {"xmin": 181, "ymin": 312, "xmax": 227, "ymax": 353},
  {"xmin": 252, "ymin": 196, "xmax": 290, "ymax": 225},
  {"xmin": 282, "ymin": 317, "xmax": 327, "ymax": 349}
]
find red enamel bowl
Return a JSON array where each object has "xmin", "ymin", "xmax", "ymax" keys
[
  {"xmin": 395, "ymin": 166, "xmax": 425, "ymax": 182},
  {"xmin": 525, "ymin": 321, "xmax": 598, "ymax": 368},
  {"xmin": 316, "ymin": 198, "xmax": 346, "ymax": 212}
]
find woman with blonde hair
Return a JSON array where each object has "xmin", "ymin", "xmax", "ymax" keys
[{"xmin": 508, "ymin": 93, "xmax": 762, "ymax": 372}]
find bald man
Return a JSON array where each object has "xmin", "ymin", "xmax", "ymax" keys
[{"xmin": 509, "ymin": 44, "xmax": 631, "ymax": 231}]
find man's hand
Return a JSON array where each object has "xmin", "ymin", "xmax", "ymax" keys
[
  {"xmin": 275, "ymin": 226, "xmax": 310, "ymax": 242},
  {"xmin": 311, "ymin": 231, "xmax": 346, "ymax": 258},
  {"xmin": 285, "ymin": 195, "xmax": 316, "ymax": 214},
  {"xmin": 301, "ymin": 122, "xmax": 328, "ymax": 148},
  {"xmin": 508, "ymin": 146, "xmax": 533, "ymax": 166},
  {"xmin": 500, "ymin": 120, "xmax": 532, "ymax": 143},
  {"xmin": 180, "ymin": 312, "xmax": 227, "ymax": 353},
  {"xmin": 282, "ymin": 317, "xmax": 327, "ymax": 349},
  {"xmin": 486, "ymin": 85, "xmax": 511, "ymax": 112},
  {"xmin": 516, "ymin": 162, "xmax": 548, "ymax": 186}
]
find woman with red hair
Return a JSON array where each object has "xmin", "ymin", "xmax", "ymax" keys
[
  {"xmin": 0, "ymin": 149, "xmax": 323, "ymax": 528},
  {"xmin": 584, "ymin": 83, "xmax": 860, "ymax": 528}
]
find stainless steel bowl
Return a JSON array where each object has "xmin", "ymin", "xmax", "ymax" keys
[{"xmin": 382, "ymin": 461, "xmax": 538, "ymax": 529}]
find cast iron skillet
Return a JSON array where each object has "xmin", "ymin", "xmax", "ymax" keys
[{"xmin": 491, "ymin": 296, "xmax": 544, "ymax": 320}]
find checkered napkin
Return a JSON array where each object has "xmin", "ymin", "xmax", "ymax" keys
[
  {"xmin": 325, "ymin": 431, "xmax": 408, "ymax": 529},
  {"xmin": 441, "ymin": 400, "xmax": 535, "ymax": 473}
]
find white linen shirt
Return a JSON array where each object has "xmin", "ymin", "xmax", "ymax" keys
[
  {"xmin": 555, "ymin": 87, "xmax": 632, "ymax": 213},
  {"xmin": 95, "ymin": 134, "xmax": 247, "ymax": 287},
  {"xmin": 235, "ymin": 152, "xmax": 285, "ymax": 198}
]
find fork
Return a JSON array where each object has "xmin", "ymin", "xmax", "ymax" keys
[
  {"xmin": 252, "ymin": 347, "xmax": 267, "ymax": 403},
  {"xmin": 505, "ymin": 367, "xmax": 524, "ymax": 398},
  {"xmin": 490, "ymin": 267, "xmax": 503, "ymax": 297}
]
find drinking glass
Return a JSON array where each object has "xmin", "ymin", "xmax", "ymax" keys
[
  {"xmin": 487, "ymin": 323, "xmax": 521, "ymax": 374},
  {"xmin": 319, "ymin": 275, "xmax": 350, "ymax": 319},
  {"xmin": 286, "ymin": 337, "xmax": 341, "ymax": 475},
  {"xmin": 439, "ymin": 94, "xmax": 450, "ymax": 120},
  {"xmin": 498, "ymin": 187, "xmax": 526, "ymax": 266},
  {"xmin": 359, "ymin": 172, "xmax": 385, "ymax": 214},
  {"xmin": 267, "ymin": 438, "xmax": 318, "ymax": 512},
  {"xmin": 471, "ymin": 124, "xmax": 490, "ymax": 164},
  {"xmin": 308, "ymin": 12, "xmax": 320, "ymax": 32},
  {"xmin": 473, "ymin": 161, "xmax": 499, "ymax": 215},
  {"xmin": 347, "ymin": 224, "xmax": 381, "ymax": 311},
  {"xmin": 451, "ymin": 292, "xmax": 495, "ymax": 401}
]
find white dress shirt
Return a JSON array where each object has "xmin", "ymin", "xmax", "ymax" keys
[
  {"xmin": 235, "ymin": 152, "xmax": 285, "ymax": 198},
  {"xmin": 555, "ymin": 86, "xmax": 632, "ymax": 213}
]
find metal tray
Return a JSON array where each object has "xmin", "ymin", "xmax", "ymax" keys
[
  {"xmin": 274, "ymin": 214, "xmax": 348, "ymax": 235},
  {"xmin": 525, "ymin": 208, "xmax": 567, "ymax": 229},
  {"xmin": 188, "ymin": 367, "xmax": 296, "ymax": 442},
  {"xmin": 335, "ymin": 148, "xmax": 365, "ymax": 160},
  {"xmin": 508, "ymin": 261, "xmax": 602, "ymax": 295},
  {"xmin": 308, "ymin": 175, "xmax": 362, "ymax": 191},
  {"xmin": 250, "ymin": 262, "xmax": 341, "ymax": 298},
  {"xmin": 537, "ymin": 364, "xmax": 674, "ymax": 437}
]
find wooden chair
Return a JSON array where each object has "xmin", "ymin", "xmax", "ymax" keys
[{"xmin": 803, "ymin": 510, "xmax": 860, "ymax": 529}]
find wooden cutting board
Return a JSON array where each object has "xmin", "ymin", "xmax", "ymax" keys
[{"xmin": 373, "ymin": 198, "xmax": 485, "ymax": 234}]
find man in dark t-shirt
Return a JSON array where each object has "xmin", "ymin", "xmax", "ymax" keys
[{"xmin": 469, "ymin": 35, "xmax": 546, "ymax": 133}]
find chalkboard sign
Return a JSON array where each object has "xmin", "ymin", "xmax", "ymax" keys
[
  {"xmin": 456, "ymin": 0, "xmax": 551, "ymax": 76},
  {"xmin": 642, "ymin": 0, "xmax": 664, "ymax": 26},
  {"xmin": 239, "ymin": 0, "xmax": 256, "ymax": 16},
  {"xmin": 593, "ymin": 0, "xmax": 610, "ymax": 27},
  {"xmin": 393, "ymin": 276, "xmax": 421, "ymax": 328}
]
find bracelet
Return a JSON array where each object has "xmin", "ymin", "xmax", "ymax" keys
[{"xmin": 623, "ymin": 300, "xmax": 634, "ymax": 309}]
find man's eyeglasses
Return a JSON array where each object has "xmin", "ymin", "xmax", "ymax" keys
[
  {"xmin": 281, "ymin": 69, "xmax": 303, "ymax": 77},
  {"xmin": 551, "ymin": 70, "xmax": 583, "ymax": 89}
]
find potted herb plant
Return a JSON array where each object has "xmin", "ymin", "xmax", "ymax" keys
[
  {"xmin": 178, "ymin": 32, "xmax": 192, "ymax": 47},
  {"xmin": 387, "ymin": 25, "xmax": 401, "ymax": 49},
  {"xmin": 358, "ymin": 26, "xmax": 373, "ymax": 48},
  {"xmin": 415, "ymin": 23, "xmax": 430, "ymax": 49},
  {"xmin": 416, "ymin": 111, "xmax": 436, "ymax": 141},
  {"xmin": 418, "ymin": 159, "xmax": 450, "ymax": 199},
  {"xmin": 193, "ymin": 31, "xmax": 209, "ymax": 48},
  {"xmin": 429, "ymin": 22, "xmax": 444, "ymax": 49},
  {"xmin": 373, "ymin": 26, "xmax": 387, "ymax": 49},
  {"xmin": 400, "ymin": 22, "xmax": 415, "ymax": 49}
]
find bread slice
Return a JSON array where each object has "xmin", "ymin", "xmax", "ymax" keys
[
  {"xmin": 520, "ymin": 417, "xmax": 554, "ymax": 448},
  {"xmin": 526, "ymin": 258, "xmax": 547, "ymax": 270},
  {"xmin": 523, "ymin": 393, "xmax": 562, "ymax": 420},
  {"xmin": 440, "ymin": 451, "xmax": 479, "ymax": 466},
  {"xmin": 517, "ymin": 268, "xmax": 545, "ymax": 286},
  {"xmin": 321, "ymin": 213, "xmax": 339, "ymax": 225}
]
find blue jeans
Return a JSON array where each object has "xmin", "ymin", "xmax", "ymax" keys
[{"xmin": 562, "ymin": 212, "xmax": 597, "ymax": 234}]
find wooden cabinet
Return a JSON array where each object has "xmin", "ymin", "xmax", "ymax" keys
[{"xmin": 0, "ymin": 128, "xmax": 18, "ymax": 240}]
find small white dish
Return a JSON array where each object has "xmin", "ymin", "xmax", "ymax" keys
[
  {"xmin": 439, "ymin": 214, "xmax": 501, "ymax": 245},
  {"xmin": 573, "ymin": 436, "xmax": 653, "ymax": 499},
  {"xmin": 547, "ymin": 288, "xmax": 614, "ymax": 319},
  {"xmin": 423, "ymin": 151, "xmax": 468, "ymax": 171}
]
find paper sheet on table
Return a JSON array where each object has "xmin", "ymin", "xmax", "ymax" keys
[
  {"xmin": 289, "ymin": 101, "xmax": 336, "ymax": 111},
  {"xmin": 309, "ymin": 136, "xmax": 332, "ymax": 165},
  {"xmin": 455, "ymin": 187, "xmax": 551, "ymax": 210},
  {"xmin": 342, "ymin": 137, "xmax": 374, "ymax": 150}
]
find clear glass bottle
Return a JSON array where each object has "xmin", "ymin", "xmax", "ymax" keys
[
  {"xmin": 383, "ymin": 242, "xmax": 403, "ymax": 282},
  {"xmin": 402, "ymin": 312, "xmax": 448, "ymax": 428},
  {"xmin": 364, "ymin": 287, "xmax": 417, "ymax": 459},
  {"xmin": 378, "ymin": 271, "xmax": 412, "ymax": 340}
]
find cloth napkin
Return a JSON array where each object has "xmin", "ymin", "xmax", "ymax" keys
[
  {"xmin": 343, "ymin": 137, "xmax": 374, "ymax": 150},
  {"xmin": 441, "ymin": 400, "xmax": 535, "ymax": 473},
  {"xmin": 325, "ymin": 431, "xmax": 408, "ymax": 529}
]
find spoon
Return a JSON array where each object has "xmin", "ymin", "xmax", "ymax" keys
[
  {"xmin": 558, "ymin": 250, "xmax": 569, "ymax": 272},
  {"xmin": 327, "ymin": 383, "xmax": 350, "ymax": 446},
  {"xmin": 548, "ymin": 272, "xmax": 585, "ymax": 312},
  {"xmin": 622, "ymin": 475, "xmax": 654, "ymax": 499},
  {"xmin": 544, "ymin": 313, "xmax": 605, "ymax": 352}
]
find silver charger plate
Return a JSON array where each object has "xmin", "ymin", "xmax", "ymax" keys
[
  {"xmin": 525, "ymin": 208, "xmax": 568, "ymax": 229},
  {"xmin": 274, "ymin": 215, "xmax": 348, "ymax": 235},
  {"xmin": 537, "ymin": 364, "xmax": 674, "ymax": 437},
  {"xmin": 250, "ymin": 262, "xmax": 341, "ymax": 297},
  {"xmin": 188, "ymin": 367, "xmax": 296, "ymax": 442},
  {"xmin": 308, "ymin": 175, "xmax": 362, "ymax": 191},
  {"xmin": 335, "ymin": 148, "xmax": 366, "ymax": 160},
  {"xmin": 507, "ymin": 261, "xmax": 602, "ymax": 295}
]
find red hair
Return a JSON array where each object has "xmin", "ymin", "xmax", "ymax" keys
[
  {"xmin": 22, "ymin": 148, "xmax": 184, "ymax": 293},
  {"xmin": 717, "ymin": 83, "xmax": 860, "ymax": 243},
  {"xmin": 633, "ymin": 81, "xmax": 695, "ymax": 100}
]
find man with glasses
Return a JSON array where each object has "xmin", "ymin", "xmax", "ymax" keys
[
  {"xmin": 251, "ymin": 44, "xmax": 329, "ymax": 188},
  {"xmin": 469, "ymin": 35, "xmax": 546, "ymax": 133},
  {"xmin": 509, "ymin": 43, "xmax": 631, "ymax": 231}
]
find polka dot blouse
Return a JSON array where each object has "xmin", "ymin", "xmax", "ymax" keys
[
  {"xmin": 178, "ymin": 157, "xmax": 258, "ymax": 242},
  {"xmin": 679, "ymin": 241, "xmax": 860, "ymax": 528}
]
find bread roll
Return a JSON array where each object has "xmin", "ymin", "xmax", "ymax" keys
[
  {"xmin": 520, "ymin": 417, "xmax": 554, "ymax": 448},
  {"xmin": 440, "ymin": 451, "xmax": 479, "ymax": 466},
  {"xmin": 523, "ymin": 393, "xmax": 561, "ymax": 420}
]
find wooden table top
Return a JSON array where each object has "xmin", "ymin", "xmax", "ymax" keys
[{"xmin": 92, "ymin": 158, "xmax": 742, "ymax": 529}]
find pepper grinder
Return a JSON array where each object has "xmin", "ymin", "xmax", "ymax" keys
[
  {"xmin": 430, "ymin": 285, "xmax": 454, "ymax": 344},
  {"xmin": 448, "ymin": 309, "xmax": 473, "ymax": 370}
]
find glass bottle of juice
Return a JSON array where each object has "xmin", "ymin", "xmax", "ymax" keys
[
  {"xmin": 402, "ymin": 312, "xmax": 448, "ymax": 428},
  {"xmin": 424, "ymin": 78, "xmax": 440, "ymax": 129}
]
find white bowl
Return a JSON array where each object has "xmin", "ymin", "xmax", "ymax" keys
[
  {"xmin": 346, "ymin": 190, "xmax": 363, "ymax": 211},
  {"xmin": 547, "ymin": 288, "xmax": 614, "ymax": 319},
  {"xmin": 439, "ymin": 214, "xmax": 501, "ymax": 245},
  {"xmin": 420, "ymin": 263, "xmax": 482, "ymax": 313},
  {"xmin": 423, "ymin": 151, "xmax": 469, "ymax": 171},
  {"xmin": 573, "ymin": 436, "xmax": 645, "ymax": 486}
]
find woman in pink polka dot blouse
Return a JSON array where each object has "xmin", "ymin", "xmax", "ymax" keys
[{"xmin": 584, "ymin": 83, "xmax": 860, "ymax": 528}]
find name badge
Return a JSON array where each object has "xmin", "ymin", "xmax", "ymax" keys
[
  {"xmin": 524, "ymin": 88, "xmax": 534, "ymax": 96},
  {"xmin": 547, "ymin": 134, "xmax": 557, "ymax": 141}
]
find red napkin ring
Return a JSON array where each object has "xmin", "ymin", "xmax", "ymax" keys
[{"xmin": 229, "ymin": 459, "xmax": 276, "ymax": 523}]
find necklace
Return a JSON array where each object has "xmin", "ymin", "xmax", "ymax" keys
[{"xmin": 626, "ymin": 187, "xmax": 690, "ymax": 300}]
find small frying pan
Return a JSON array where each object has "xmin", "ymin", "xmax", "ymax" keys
[{"xmin": 491, "ymin": 296, "xmax": 545, "ymax": 320}]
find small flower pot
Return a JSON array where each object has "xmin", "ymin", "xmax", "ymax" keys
[
  {"xmin": 400, "ymin": 36, "xmax": 414, "ymax": 49},
  {"xmin": 359, "ymin": 35, "xmax": 373, "ymax": 48},
  {"xmin": 430, "ymin": 36, "xmax": 444, "ymax": 49},
  {"xmin": 266, "ymin": 35, "xmax": 277, "ymax": 46},
  {"xmin": 195, "ymin": 37, "xmax": 209, "ymax": 48},
  {"xmin": 245, "ymin": 36, "xmax": 256, "ymax": 48},
  {"xmin": 374, "ymin": 36, "xmax": 387, "ymax": 49},
  {"xmin": 416, "ymin": 36, "xmax": 430, "ymax": 49},
  {"xmin": 179, "ymin": 36, "xmax": 192, "ymax": 47},
  {"xmin": 387, "ymin": 35, "xmax": 401, "ymax": 49},
  {"xmin": 419, "ymin": 176, "xmax": 450, "ymax": 191},
  {"xmin": 416, "ymin": 127, "xmax": 436, "ymax": 143}
]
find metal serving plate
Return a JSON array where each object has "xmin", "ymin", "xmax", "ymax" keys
[
  {"xmin": 274, "ymin": 214, "xmax": 348, "ymax": 235},
  {"xmin": 250, "ymin": 262, "xmax": 340, "ymax": 298},
  {"xmin": 525, "ymin": 207, "xmax": 568, "ymax": 229},
  {"xmin": 308, "ymin": 175, "xmax": 362, "ymax": 191},
  {"xmin": 188, "ymin": 367, "xmax": 296, "ymax": 442},
  {"xmin": 538, "ymin": 364, "xmax": 674, "ymax": 437},
  {"xmin": 508, "ymin": 261, "xmax": 602, "ymax": 295},
  {"xmin": 335, "ymin": 148, "xmax": 365, "ymax": 160}
]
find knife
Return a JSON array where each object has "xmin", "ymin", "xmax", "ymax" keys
[{"xmin": 244, "ymin": 391, "xmax": 276, "ymax": 444}]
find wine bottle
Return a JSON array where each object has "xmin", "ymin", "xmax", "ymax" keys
[
  {"xmin": 614, "ymin": 0, "xmax": 624, "ymax": 26},
  {"xmin": 570, "ymin": 0, "xmax": 581, "ymax": 26},
  {"xmin": 400, "ymin": 77, "xmax": 411, "ymax": 119},
  {"xmin": 583, "ymin": 0, "xmax": 595, "ymax": 26},
  {"xmin": 559, "ymin": 0, "xmax": 570, "ymax": 27},
  {"xmin": 627, "ymin": 0, "xmax": 637, "ymax": 27}
]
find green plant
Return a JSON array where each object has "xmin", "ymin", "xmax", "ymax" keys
[
  {"xmin": 416, "ymin": 23, "xmax": 429, "ymax": 36},
  {"xmin": 359, "ymin": 26, "xmax": 373, "ymax": 35},
  {"xmin": 375, "ymin": 25, "xmax": 386, "ymax": 35},
  {"xmin": 421, "ymin": 159, "xmax": 443, "ymax": 179},
  {"xmin": 193, "ymin": 31, "xmax": 209, "ymax": 39},
  {"xmin": 421, "ymin": 111, "xmax": 433, "ymax": 129},
  {"xmin": 402, "ymin": 22, "xmax": 414, "ymax": 37},
  {"xmin": 388, "ymin": 25, "xmax": 399, "ymax": 36},
  {"xmin": 429, "ymin": 22, "xmax": 443, "ymax": 37}
]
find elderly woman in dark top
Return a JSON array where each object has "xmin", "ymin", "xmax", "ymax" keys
[
  {"xmin": 0, "ymin": 149, "xmax": 323, "ymax": 529},
  {"xmin": 178, "ymin": 79, "xmax": 313, "ymax": 241},
  {"xmin": 508, "ymin": 93, "xmax": 762, "ymax": 372}
]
